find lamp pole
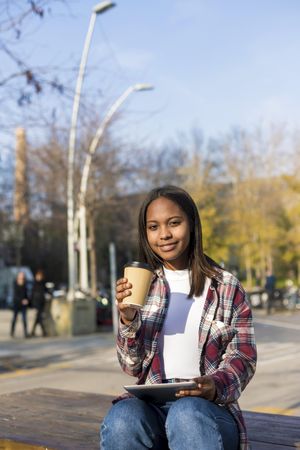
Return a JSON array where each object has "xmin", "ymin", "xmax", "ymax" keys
[
  {"xmin": 67, "ymin": 1, "xmax": 116, "ymax": 300},
  {"xmin": 77, "ymin": 84, "xmax": 154, "ymax": 292}
]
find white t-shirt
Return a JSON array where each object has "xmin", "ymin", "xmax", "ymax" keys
[{"xmin": 158, "ymin": 268, "xmax": 210, "ymax": 379}]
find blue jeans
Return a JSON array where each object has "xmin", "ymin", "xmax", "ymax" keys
[{"xmin": 100, "ymin": 396, "xmax": 239, "ymax": 450}]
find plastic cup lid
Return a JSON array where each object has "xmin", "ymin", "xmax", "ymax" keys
[{"xmin": 123, "ymin": 261, "xmax": 153, "ymax": 272}]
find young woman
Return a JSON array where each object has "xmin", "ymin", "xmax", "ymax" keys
[{"xmin": 100, "ymin": 185, "xmax": 257, "ymax": 450}]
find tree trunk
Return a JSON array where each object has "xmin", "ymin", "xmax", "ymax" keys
[
  {"xmin": 259, "ymin": 244, "xmax": 267, "ymax": 288},
  {"xmin": 244, "ymin": 245, "xmax": 253, "ymax": 287}
]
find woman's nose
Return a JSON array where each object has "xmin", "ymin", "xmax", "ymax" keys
[{"xmin": 160, "ymin": 227, "xmax": 172, "ymax": 240}]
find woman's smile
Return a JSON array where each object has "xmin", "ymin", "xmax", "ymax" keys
[{"xmin": 159, "ymin": 242, "xmax": 178, "ymax": 251}]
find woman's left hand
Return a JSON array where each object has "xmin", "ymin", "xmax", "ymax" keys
[{"xmin": 175, "ymin": 375, "xmax": 216, "ymax": 401}]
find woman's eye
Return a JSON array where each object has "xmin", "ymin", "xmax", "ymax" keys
[
  {"xmin": 148, "ymin": 225, "xmax": 157, "ymax": 231},
  {"xmin": 170, "ymin": 221, "xmax": 180, "ymax": 226}
]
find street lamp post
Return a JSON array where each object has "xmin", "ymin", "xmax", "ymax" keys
[
  {"xmin": 76, "ymin": 84, "xmax": 154, "ymax": 292},
  {"xmin": 67, "ymin": 1, "xmax": 116, "ymax": 300}
]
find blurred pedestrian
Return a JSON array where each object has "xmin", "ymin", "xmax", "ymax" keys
[
  {"xmin": 265, "ymin": 269, "xmax": 276, "ymax": 314},
  {"xmin": 10, "ymin": 271, "xmax": 29, "ymax": 338},
  {"xmin": 30, "ymin": 269, "xmax": 47, "ymax": 337},
  {"xmin": 285, "ymin": 272, "xmax": 298, "ymax": 310}
]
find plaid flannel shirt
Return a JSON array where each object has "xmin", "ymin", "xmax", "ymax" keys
[{"xmin": 117, "ymin": 267, "xmax": 257, "ymax": 450}]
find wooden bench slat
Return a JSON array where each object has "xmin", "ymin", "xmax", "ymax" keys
[
  {"xmin": 244, "ymin": 411, "xmax": 300, "ymax": 448},
  {"xmin": 0, "ymin": 388, "xmax": 299, "ymax": 449},
  {"xmin": 246, "ymin": 444, "xmax": 297, "ymax": 450},
  {"xmin": 0, "ymin": 388, "xmax": 113, "ymax": 450}
]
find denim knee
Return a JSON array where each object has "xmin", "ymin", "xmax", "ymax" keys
[
  {"xmin": 166, "ymin": 397, "xmax": 218, "ymax": 432},
  {"xmin": 100, "ymin": 398, "xmax": 165, "ymax": 450},
  {"xmin": 165, "ymin": 397, "xmax": 238, "ymax": 450},
  {"xmin": 102, "ymin": 399, "xmax": 146, "ymax": 435}
]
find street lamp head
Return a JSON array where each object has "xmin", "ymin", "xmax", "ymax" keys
[
  {"xmin": 133, "ymin": 83, "xmax": 154, "ymax": 92},
  {"xmin": 93, "ymin": 1, "xmax": 116, "ymax": 14}
]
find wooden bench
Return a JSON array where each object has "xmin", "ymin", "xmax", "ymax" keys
[{"xmin": 0, "ymin": 388, "xmax": 299, "ymax": 449}]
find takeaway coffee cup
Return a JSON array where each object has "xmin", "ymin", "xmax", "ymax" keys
[{"xmin": 123, "ymin": 261, "xmax": 154, "ymax": 308}]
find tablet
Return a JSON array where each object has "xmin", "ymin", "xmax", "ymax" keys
[{"xmin": 124, "ymin": 381, "xmax": 198, "ymax": 403}]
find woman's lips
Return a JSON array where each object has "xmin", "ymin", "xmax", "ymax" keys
[{"xmin": 159, "ymin": 243, "xmax": 177, "ymax": 251}]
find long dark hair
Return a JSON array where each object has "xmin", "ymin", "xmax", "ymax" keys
[{"xmin": 138, "ymin": 185, "xmax": 219, "ymax": 297}]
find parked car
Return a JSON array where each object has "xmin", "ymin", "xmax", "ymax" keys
[
  {"xmin": 247, "ymin": 287, "xmax": 295, "ymax": 310},
  {"xmin": 96, "ymin": 289, "xmax": 112, "ymax": 326},
  {"xmin": 282, "ymin": 283, "xmax": 300, "ymax": 310},
  {"xmin": 247, "ymin": 289, "xmax": 266, "ymax": 308}
]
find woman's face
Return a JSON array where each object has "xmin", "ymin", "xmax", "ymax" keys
[
  {"xmin": 146, "ymin": 197, "xmax": 191, "ymax": 270},
  {"xmin": 36, "ymin": 271, "xmax": 43, "ymax": 281},
  {"xmin": 17, "ymin": 272, "xmax": 25, "ymax": 284}
]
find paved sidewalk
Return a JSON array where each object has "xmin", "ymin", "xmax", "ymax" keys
[
  {"xmin": 1, "ymin": 307, "xmax": 299, "ymax": 415},
  {"xmin": 0, "ymin": 309, "xmax": 116, "ymax": 381},
  {"xmin": 253, "ymin": 306, "xmax": 300, "ymax": 324},
  {"xmin": 0, "ymin": 308, "xmax": 37, "ymax": 342},
  {"xmin": 0, "ymin": 308, "xmax": 114, "ymax": 359}
]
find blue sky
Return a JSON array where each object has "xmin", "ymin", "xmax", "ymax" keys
[{"xmin": 3, "ymin": 0, "xmax": 300, "ymax": 147}]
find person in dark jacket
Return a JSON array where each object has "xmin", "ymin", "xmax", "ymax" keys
[
  {"xmin": 10, "ymin": 271, "xmax": 29, "ymax": 338},
  {"xmin": 265, "ymin": 269, "xmax": 276, "ymax": 314},
  {"xmin": 30, "ymin": 269, "xmax": 47, "ymax": 337}
]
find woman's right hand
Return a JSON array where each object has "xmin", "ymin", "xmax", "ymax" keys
[{"xmin": 116, "ymin": 277, "xmax": 137, "ymax": 325}]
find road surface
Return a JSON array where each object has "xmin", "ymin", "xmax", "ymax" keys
[{"xmin": 0, "ymin": 308, "xmax": 299, "ymax": 416}]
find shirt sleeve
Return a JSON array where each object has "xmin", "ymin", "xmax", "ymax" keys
[
  {"xmin": 211, "ymin": 283, "xmax": 257, "ymax": 405},
  {"xmin": 116, "ymin": 311, "xmax": 146, "ymax": 378}
]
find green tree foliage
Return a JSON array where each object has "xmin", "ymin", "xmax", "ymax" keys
[
  {"xmin": 281, "ymin": 172, "xmax": 300, "ymax": 284},
  {"xmin": 214, "ymin": 126, "xmax": 289, "ymax": 287}
]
